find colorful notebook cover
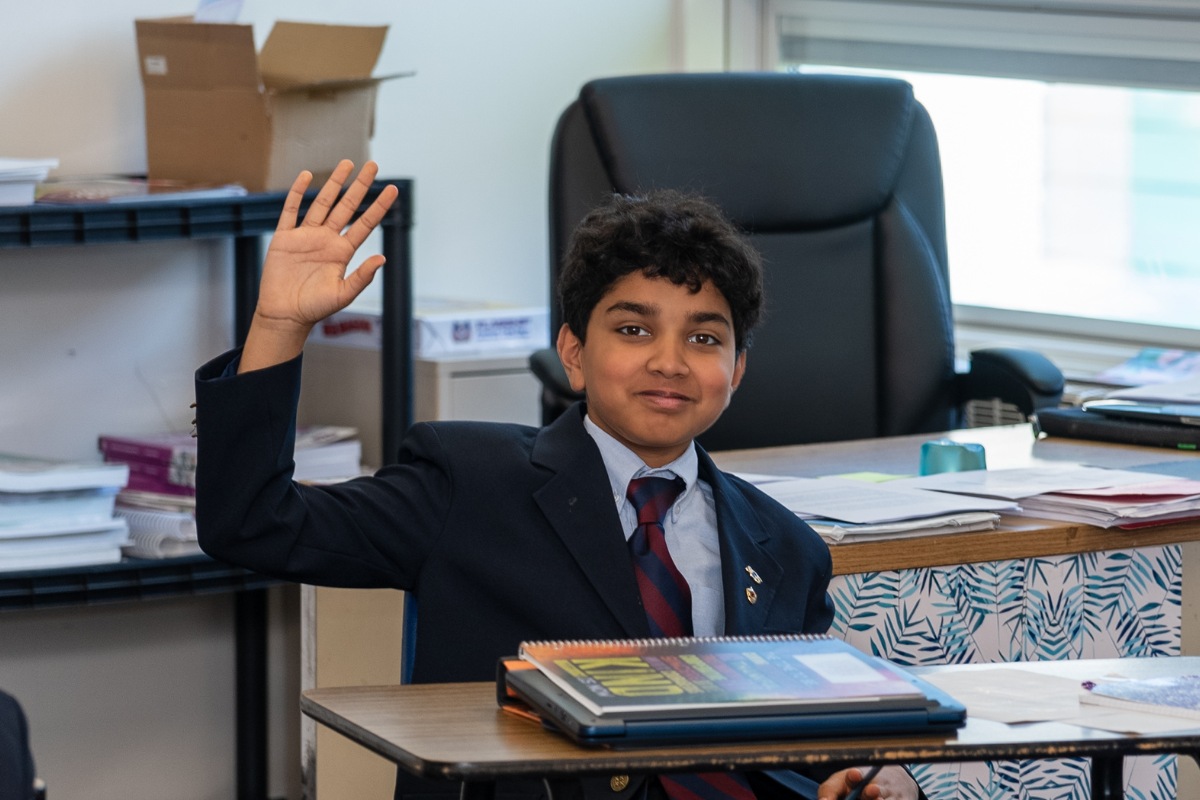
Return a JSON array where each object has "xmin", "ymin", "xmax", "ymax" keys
[{"xmin": 515, "ymin": 634, "xmax": 925, "ymax": 719}]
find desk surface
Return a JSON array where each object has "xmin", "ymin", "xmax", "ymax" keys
[
  {"xmin": 301, "ymin": 657, "xmax": 1200, "ymax": 783},
  {"xmin": 710, "ymin": 424, "xmax": 1200, "ymax": 575}
]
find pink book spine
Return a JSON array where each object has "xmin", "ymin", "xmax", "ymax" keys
[
  {"xmin": 123, "ymin": 470, "xmax": 196, "ymax": 497},
  {"xmin": 98, "ymin": 435, "xmax": 196, "ymax": 466}
]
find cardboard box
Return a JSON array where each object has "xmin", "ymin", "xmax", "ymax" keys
[{"xmin": 135, "ymin": 17, "xmax": 408, "ymax": 192}]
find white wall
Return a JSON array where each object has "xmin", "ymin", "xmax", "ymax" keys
[{"xmin": 0, "ymin": 2, "xmax": 691, "ymax": 798}]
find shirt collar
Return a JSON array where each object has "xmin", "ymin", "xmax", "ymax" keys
[{"xmin": 582, "ymin": 413, "xmax": 699, "ymax": 514}]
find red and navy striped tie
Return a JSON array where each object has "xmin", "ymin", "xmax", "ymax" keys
[{"xmin": 626, "ymin": 476, "xmax": 756, "ymax": 800}]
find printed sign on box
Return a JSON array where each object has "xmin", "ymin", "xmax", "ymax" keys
[{"xmin": 311, "ymin": 300, "xmax": 550, "ymax": 358}]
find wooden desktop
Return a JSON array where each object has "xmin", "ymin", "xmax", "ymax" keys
[{"xmin": 301, "ymin": 656, "xmax": 1200, "ymax": 800}]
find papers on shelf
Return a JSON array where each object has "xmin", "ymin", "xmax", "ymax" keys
[
  {"xmin": 0, "ymin": 157, "xmax": 58, "ymax": 206},
  {"xmin": 116, "ymin": 505, "xmax": 201, "ymax": 559},
  {"xmin": 0, "ymin": 452, "xmax": 130, "ymax": 571}
]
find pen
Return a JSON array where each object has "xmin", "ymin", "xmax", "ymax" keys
[{"xmin": 844, "ymin": 765, "xmax": 883, "ymax": 800}]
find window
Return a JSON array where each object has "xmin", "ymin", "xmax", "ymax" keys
[{"xmin": 759, "ymin": 0, "xmax": 1200, "ymax": 362}]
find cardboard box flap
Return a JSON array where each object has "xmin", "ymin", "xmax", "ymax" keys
[
  {"xmin": 268, "ymin": 70, "xmax": 415, "ymax": 95},
  {"xmin": 135, "ymin": 17, "xmax": 260, "ymax": 91},
  {"xmin": 259, "ymin": 21, "xmax": 388, "ymax": 90}
]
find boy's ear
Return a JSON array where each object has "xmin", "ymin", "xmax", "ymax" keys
[
  {"xmin": 556, "ymin": 324, "xmax": 588, "ymax": 393},
  {"xmin": 731, "ymin": 350, "xmax": 747, "ymax": 391}
]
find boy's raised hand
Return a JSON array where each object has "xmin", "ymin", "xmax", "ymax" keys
[{"xmin": 239, "ymin": 160, "xmax": 399, "ymax": 373}]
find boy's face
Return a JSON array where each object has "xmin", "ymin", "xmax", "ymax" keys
[{"xmin": 557, "ymin": 271, "xmax": 746, "ymax": 467}]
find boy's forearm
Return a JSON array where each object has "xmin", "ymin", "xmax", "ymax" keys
[{"xmin": 237, "ymin": 314, "xmax": 314, "ymax": 374}]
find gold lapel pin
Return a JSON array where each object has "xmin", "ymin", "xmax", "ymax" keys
[
  {"xmin": 744, "ymin": 565, "xmax": 762, "ymax": 584},
  {"xmin": 745, "ymin": 587, "xmax": 758, "ymax": 604}
]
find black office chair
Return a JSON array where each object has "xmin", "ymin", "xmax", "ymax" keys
[
  {"xmin": 0, "ymin": 689, "xmax": 40, "ymax": 800},
  {"xmin": 530, "ymin": 72, "xmax": 1063, "ymax": 451}
]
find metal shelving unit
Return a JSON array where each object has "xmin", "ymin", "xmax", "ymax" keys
[{"xmin": 0, "ymin": 179, "xmax": 413, "ymax": 800}]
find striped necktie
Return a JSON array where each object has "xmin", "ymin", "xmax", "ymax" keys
[{"xmin": 625, "ymin": 476, "xmax": 757, "ymax": 800}]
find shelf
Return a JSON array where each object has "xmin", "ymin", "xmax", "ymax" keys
[
  {"xmin": 0, "ymin": 180, "xmax": 414, "ymax": 800},
  {"xmin": 0, "ymin": 182, "xmax": 411, "ymax": 248},
  {"xmin": 0, "ymin": 554, "xmax": 276, "ymax": 612}
]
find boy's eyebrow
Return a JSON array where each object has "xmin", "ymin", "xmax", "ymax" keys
[
  {"xmin": 603, "ymin": 301, "xmax": 732, "ymax": 329},
  {"xmin": 689, "ymin": 310, "xmax": 733, "ymax": 329},
  {"xmin": 604, "ymin": 300, "xmax": 658, "ymax": 317}
]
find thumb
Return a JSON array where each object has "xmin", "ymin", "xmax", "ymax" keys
[{"xmin": 343, "ymin": 256, "xmax": 385, "ymax": 300}]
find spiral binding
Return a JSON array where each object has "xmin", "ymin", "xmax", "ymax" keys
[{"xmin": 519, "ymin": 633, "xmax": 832, "ymax": 651}]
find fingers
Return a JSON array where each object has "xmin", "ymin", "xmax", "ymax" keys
[
  {"xmin": 301, "ymin": 159, "xmax": 357, "ymax": 227},
  {"xmin": 344, "ymin": 183, "xmax": 399, "ymax": 250},
  {"xmin": 324, "ymin": 160, "xmax": 380, "ymax": 232},
  {"xmin": 276, "ymin": 170, "xmax": 314, "ymax": 232}
]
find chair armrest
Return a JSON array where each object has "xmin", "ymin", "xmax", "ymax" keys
[
  {"xmin": 961, "ymin": 346, "xmax": 1065, "ymax": 417},
  {"xmin": 529, "ymin": 348, "xmax": 585, "ymax": 424}
]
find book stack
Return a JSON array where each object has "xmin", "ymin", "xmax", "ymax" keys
[
  {"xmin": 0, "ymin": 157, "xmax": 59, "ymax": 205},
  {"xmin": 0, "ymin": 453, "xmax": 130, "ymax": 571},
  {"xmin": 497, "ymin": 634, "xmax": 966, "ymax": 746},
  {"xmin": 99, "ymin": 426, "xmax": 363, "ymax": 558}
]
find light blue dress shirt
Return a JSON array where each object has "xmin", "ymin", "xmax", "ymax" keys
[{"xmin": 582, "ymin": 415, "xmax": 725, "ymax": 636}]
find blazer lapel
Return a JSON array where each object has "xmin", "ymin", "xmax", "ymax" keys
[
  {"xmin": 698, "ymin": 450, "xmax": 789, "ymax": 636},
  {"xmin": 531, "ymin": 404, "xmax": 650, "ymax": 637}
]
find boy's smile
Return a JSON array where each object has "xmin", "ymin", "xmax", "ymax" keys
[{"xmin": 557, "ymin": 271, "xmax": 746, "ymax": 467}]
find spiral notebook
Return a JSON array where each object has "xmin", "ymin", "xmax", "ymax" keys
[{"xmin": 497, "ymin": 635, "xmax": 966, "ymax": 746}]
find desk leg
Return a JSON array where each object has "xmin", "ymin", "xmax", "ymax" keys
[
  {"xmin": 237, "ymin": 588, "xmax": 268, "ymax": 800},
  {"xmin": 1091, "ymin": 756, "xmax": 1123, "ymax": 800}
]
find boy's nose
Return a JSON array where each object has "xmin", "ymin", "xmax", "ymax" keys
[{"xmin": 646, "ymin": 339, "xmax": 688, "ymax": 377}]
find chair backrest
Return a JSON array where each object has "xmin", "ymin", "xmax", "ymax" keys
[{"xmin": 549, "ymin": 73, "xmax": 958, "ymax": 451}]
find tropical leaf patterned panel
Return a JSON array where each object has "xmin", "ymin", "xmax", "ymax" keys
[{"xmin": 830, "ymin": 546, "xmax": 1182, "ymax": 800}]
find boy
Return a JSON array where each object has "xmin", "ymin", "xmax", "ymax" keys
[{"xmin": 194, "ymin": 161, "xmax": 920, "ymax": 800}]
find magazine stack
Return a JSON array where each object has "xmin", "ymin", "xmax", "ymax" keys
[{"xmin": 0, "ymin": 453, "xmax": 129, "ymax": 571}]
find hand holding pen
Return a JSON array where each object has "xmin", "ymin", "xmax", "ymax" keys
[{"xmin": 844, "ymin": 765, "xmax": 883, "ymax": 800}]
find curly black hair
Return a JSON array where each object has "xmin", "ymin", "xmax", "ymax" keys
[{"xmin": 558, "ymin": 190, "xmax": 764, "ymax": 352}]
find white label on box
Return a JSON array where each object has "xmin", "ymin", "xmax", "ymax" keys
[
  {"xmin": 309, "ymin": 306, "xmax": 550, "ymax": 357},
  {"xmin": 143, "ymin": 55, "xmax": 168, "ymax": 76}
]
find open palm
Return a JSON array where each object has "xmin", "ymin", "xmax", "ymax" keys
[{"xmin": 256, "ymin": 159, "xmax": 399, "ymax": 328}]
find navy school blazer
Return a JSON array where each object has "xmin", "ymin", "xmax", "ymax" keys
[{"xmin": 195, "ymin": 350, "xmax": 836, "ymax": 800}]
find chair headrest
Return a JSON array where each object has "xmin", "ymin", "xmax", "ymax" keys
[{"xmin": 578, "ymin": 73, "xmax": 919, "ymax": 230}]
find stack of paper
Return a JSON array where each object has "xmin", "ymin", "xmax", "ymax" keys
[
  {"xmin": 748, "ymin": 476, "xmax": 1016, "ymax": 542},
  {"xmin": 0, "ymin": 157, "xmax": 58, "ymax": 205},
  {"xmin": 0, "ymin": 453, "xmax": 129, "ymax": 571},
  {"xmin": 895, "ymin": 466, "xmax": 1200, "ymax": 529},
  {"xmin": 100, "ymin": 425, "xmax": 362, "ymax": 558}
]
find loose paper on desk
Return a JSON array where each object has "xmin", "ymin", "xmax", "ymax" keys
[
  {"xmin": 892, "ymin": 465, "xmax": 1170, "ymax": 500},
  {"xmin": 1106, "ymin": 375, "xmax": 1200, "ymax": 404},
  {"xmin": 918, "ymin": 668, "xmax": 1081, "ymax": 723},
  {"xmin": 752, "ymin": 476, "xmax": 1017, "ymax": 524}
]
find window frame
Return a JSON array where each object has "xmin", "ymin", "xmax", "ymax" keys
[{"xmin": 729, "ymin": 0, "xmax": 1200, "ymax": 376}]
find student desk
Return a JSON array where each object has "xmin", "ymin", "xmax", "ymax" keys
[{"xmin": 300, "ymin": 656, "xmax": 1200, "ymax": 800}]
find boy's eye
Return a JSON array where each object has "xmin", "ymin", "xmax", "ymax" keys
[
  {"xmin": 689, "ymin": 332, "xmax": 721, "ymax": 346},
  {"xmin": 616, "ymin": 325, "xmax": 650, "ymax": 337}
]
